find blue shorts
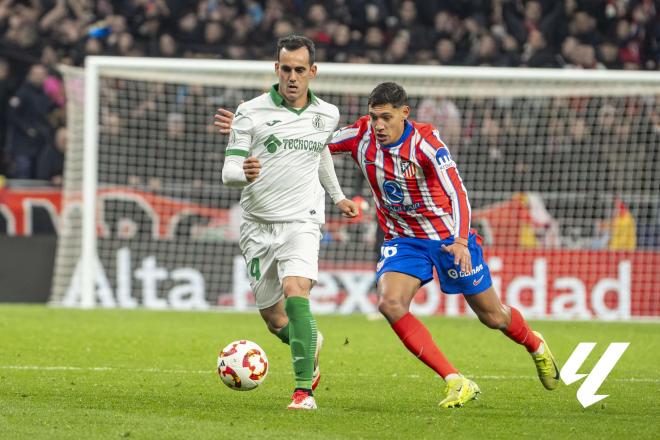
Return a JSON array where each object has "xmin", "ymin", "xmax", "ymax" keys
[{"xmin": 376, "ymin": 234, "xmax": 492, "ymax": 295}]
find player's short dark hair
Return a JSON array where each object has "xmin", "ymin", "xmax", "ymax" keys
[
  {"xmin": 368, "ymin": 82, "xmax": 408, "ymax": 108},
  {"xmin": 276, "ymin": 35, "xmax": 316, "ymax": 65}
]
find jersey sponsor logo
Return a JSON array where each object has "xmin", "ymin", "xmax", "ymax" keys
[
  {"xmin": 400, "ymin": 161, "xmax": 416, "ymax": 178},
  {"xmin": 264, "ymin": 134, "xmax": 282, "ymax": 153},
  {"xmin": 282, "ymin": 138, "xmax": 325, "ymax": 152},
  {"xmin": 384, "ymin": 202, "xmax": 421, "ymax": 213},
  {"xmin": 435, "ymin": 147, "xmax": 456, "ymax": 170},
  {"xmin": 262, "ymin": 135, "xmax": 325, "ymax": 154},
  {"xmin": 448, "ymin": 264, "xmax": 483, "ymax": 279},
  {"xmin": 382, "ymin": 180, "xmax": 404, "ymax": 204},
  {"xmin": 265, "ymin": 119, "xmax": 281, "ymax": 126},
  {"xmin": 312, "ymin": 114, "xmax": 325, "ymax": 130}
]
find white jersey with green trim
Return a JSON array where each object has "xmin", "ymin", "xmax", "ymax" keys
[{"xmin": 225, "ymin": 85, "xmax": 340, "ymax": 224}]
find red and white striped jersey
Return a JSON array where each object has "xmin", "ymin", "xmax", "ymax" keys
[{"xmin": 329, "ymin": 115, "xmax": 471, "ymax": 241}]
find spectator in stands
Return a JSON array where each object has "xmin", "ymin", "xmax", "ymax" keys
[
  {"xmin": 175, "ymin": 12, "xmax": 204, "ymax": 55},
  {"xmin": 435, "ymin": 38, "xmax": 458, "ymax": 65},
  {"xmin": 461, "ymin": 108, "xmax": 511, "ymax": 192},
  {"xmin": 36, "ymin": 126, "xmax": 66, "ymax": 185},
  {"xmin": 384, "ymin": 30, "xmax": 412, "ymax": 64},
  {"xmin": 6, "ymin": 64, "xmax": 56, "ymax": 179},
  {"xmin": 466, "ymin": 33, "xmax": 513, "ymax": 67},
  {"xmin": 416, "ymin": 98, "xmax": 462, "ymax": 152},
  {"xmin": 0, "ymin": 0, "xmax": 656, "ymax": 186},
  {"xmin": 502, "ymin": 0, "xmax": 565, "ymax": 47},
  {"xmin": 0, "ymin": 53, "xmax": 10, "ymax": 173},
  {"xmin": 521, "ymin": 30, "xmax": 558, "ymax": 68},
  {"xmin": 153, "ymin": 33, "xmax": 179, "ymax": 58},
  {"xmin": 432, "ymin": 10, "xmax": 458, "ymax": 42},
  {"xmin": 545, "ymin": 114, "xmax": 603, "ymax": 192},
  {"xmin": 570, "ymin": 10, "xmax": 604, "ymax": 46},
  {"xmin": 329, "ymin": 23, "xmax": 356, "ymax": 63},
  {"xmin": 0, "ymin": 57, "xmax": 12, "ymax": 153},
  {"xmin": 559, "ymin": 36, "xmax": 580, "ymax": 67},
  {"xmin": 115, "ymin": 32, "xmax": 136, "ymax": 57},
  {"xmin": 304, "ymin": 3, "xmax": 331, "ymax": 48},
  {"xmin": 598, "ymin": 40, "xmax": 624, "ymax": 69},
  {"xmin": 84, "ymin": 37, "xmax": 104, "ymax": 56},
  {"xmin": 573, "ymin": 44, "xmax": 606, "ymax": 69},
  {"xmin": 204, "ymin": 22, "xmax": 224, "ymax": 48},
  {"xmin": 644, "ymin": 96, "xmax": 660, "ymax": 194},
  {"xmin": 396, "ymin": 1, "xmax": 431, "ymax": 52}
]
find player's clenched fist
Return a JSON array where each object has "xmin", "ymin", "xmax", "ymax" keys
[
  {"xmin": 243, "ymin": 157, "xmax": 261, "ymax": 182},
  {"xmin": 336, "ymin": 198, "xmax": 359, "ymax": 218}
]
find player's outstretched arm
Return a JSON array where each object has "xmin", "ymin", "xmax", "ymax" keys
[{"xmin": 319, "ymin": 147, "xmax": 358, "ymax": 218}]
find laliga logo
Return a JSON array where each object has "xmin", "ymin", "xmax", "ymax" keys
[{"xmin": 560, "ymin": 342, "xmax": 629, "ymax": 408}]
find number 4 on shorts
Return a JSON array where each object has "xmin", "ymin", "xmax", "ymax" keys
[{"xmin": 249, "ymin": 258, "xmax": 261, "ymax": 280}]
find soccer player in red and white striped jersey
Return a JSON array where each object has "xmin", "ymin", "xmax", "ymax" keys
[
  {"xmin": 329, "ymin": 83, "xmax": 560, "ymax": 408},
  {"xmin": 329, "ymin": 112, "xmax": 471, "ymax": 243}
]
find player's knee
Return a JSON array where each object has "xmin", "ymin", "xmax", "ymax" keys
[
  {"xmin": 266, "ymin": 323, "xmax": 283, "ymax": 336},
  {"xmin": 478, "ymin": 311, "xmax": 508, "ymax": 329},
  {"xmin": 282, "ymin": 278, "xmax": 312, "ymax": 298},
  {"xmin": 377, "ymin": 296, "xmax": 406, "ymax": 319},
  {"xmin": 283, "ymin": 287, "xmax": 309, "ymax": 298},
  {"xmin": 266, "ymin": 319, "xmax": 287, "ymax": 335},
  {"xmin": 261, "ymin": 314, "xmax": 287, "ymax": 334}
]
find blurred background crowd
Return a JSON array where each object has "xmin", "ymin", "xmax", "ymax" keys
[{"xmin": 0, "ymin": 0, "xmax": 657, "ymax": 183}]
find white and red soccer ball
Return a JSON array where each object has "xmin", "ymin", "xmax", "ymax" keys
[{"xmin": 217, "ymin": 340, "xmax": 268, "ymax": 391}]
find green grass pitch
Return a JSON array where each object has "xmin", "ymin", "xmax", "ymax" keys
[{"xmin": 0, "ymin": 305, "xmax": 658, "ymax": 439}]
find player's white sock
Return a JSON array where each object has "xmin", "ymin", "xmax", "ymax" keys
[
  {"xmin": 444, "ymin": 373, "xmax": 461, "ymax": 382},
  {"xmin": 532, "ymin": 343, "xmax": 545, "ymax": 356}
]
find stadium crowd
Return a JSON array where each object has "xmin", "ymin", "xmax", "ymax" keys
[{"xmin": 0, "ymin": 0, "xmax": 657, "ymax": 182}]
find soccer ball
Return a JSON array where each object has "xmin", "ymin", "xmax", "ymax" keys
[{"xmin": 217, "ymin": 340, "xmax": 269, "ymax": 391}]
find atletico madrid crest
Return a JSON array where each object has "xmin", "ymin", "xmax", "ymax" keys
[{"xmin": 400, "ymin": 161, "xmax": 416, "ymax": 178}]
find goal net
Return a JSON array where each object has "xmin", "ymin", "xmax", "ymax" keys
[{"xmin": 52, "ymin": 57, "xmax": 660, "ymax": 319}]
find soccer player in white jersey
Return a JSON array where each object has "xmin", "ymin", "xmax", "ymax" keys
[
  {"xmin": 218, "ymin": 82, "xmax": 560, "ymax": 409},
  {"xmin": 219, "ymin": 35, "xmax": 357, "ymax": 410}
]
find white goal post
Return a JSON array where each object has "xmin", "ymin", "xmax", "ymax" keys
[{"xmin": 52, "ymin": 56, "xmax": 660, "ymax": 319}]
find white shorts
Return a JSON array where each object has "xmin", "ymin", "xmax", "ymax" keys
[{"xmin": 238, "ymin": 220, "xmax": 322, "ymax": 310}]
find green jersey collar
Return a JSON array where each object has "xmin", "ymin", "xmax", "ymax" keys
[{"xmin": 269, "ymin": 84, "xmax": 317, "ymax": 115}]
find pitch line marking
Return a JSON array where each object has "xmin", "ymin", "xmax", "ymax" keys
[{"xmin": 0, "ymin": 365, "xmax": 657, "ymax": 383}]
